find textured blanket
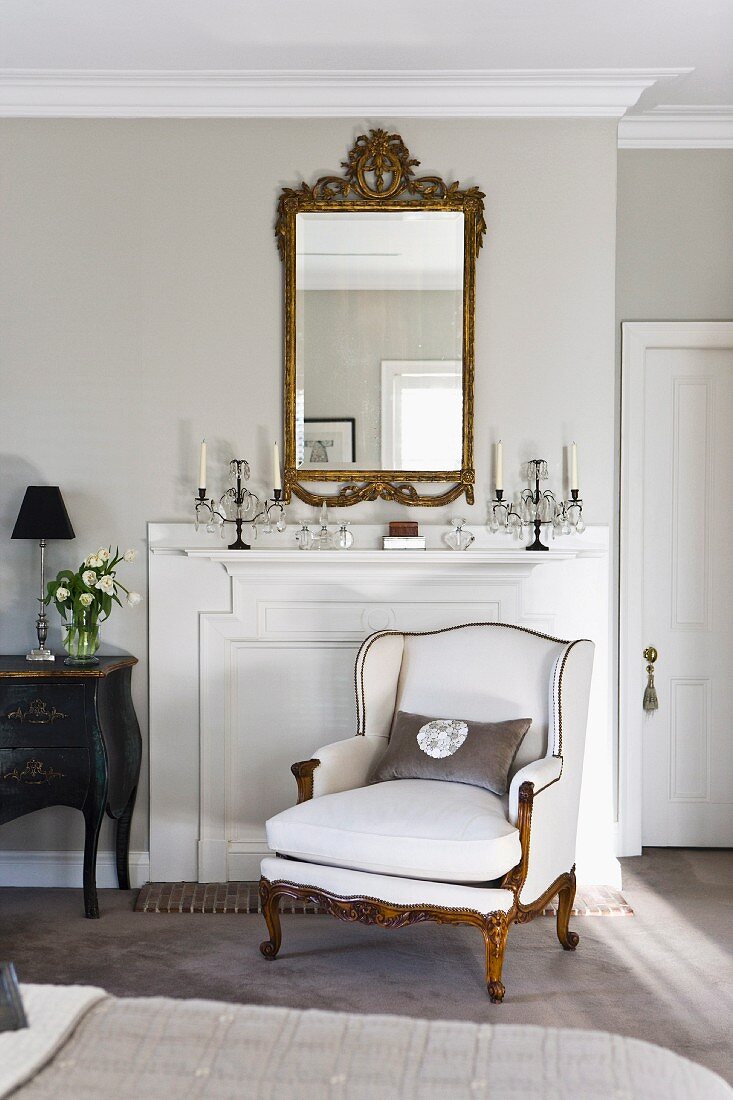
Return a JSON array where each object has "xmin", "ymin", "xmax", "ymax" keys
[
  {"xmin": 5, "ymin": 987, "xmax": 732, "ymax": 1099},
  {"xmin": 0, "ymin": 985, "xmax": 106, "ymax": 1098}
]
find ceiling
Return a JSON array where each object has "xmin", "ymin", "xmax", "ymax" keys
[{"xmin": 0, "ymin": 0, "xmax": 731, "ymax": 123}]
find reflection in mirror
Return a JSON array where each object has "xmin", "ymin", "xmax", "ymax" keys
[{"xmin": 296, "ymin": 211, "xmax": 464, "ymax": 472}]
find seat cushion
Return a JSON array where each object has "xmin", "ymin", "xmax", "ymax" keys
[{"xmin": 266, "ymin": 779, "xmax": 521, "ymax": 883}]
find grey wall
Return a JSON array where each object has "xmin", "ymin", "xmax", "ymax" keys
[
  {"xmin": 612, "ymin": 149, "xmax": 733, "ymax": 817},
  {"xmin": 0, "ymin": 118, "xmax": 618, "ymax": 858},
  {"xmin": 616, "ymin": 150, "xmax": 733, "ymax": 323}
]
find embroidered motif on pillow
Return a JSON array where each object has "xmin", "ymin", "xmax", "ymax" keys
[
  {"xmin": 369, "ymin": 710, "xmax": 532, "ymax": 796},
  {"xmin": 417, "ymin": 718, "xmax": 469, "ymax": 759}
]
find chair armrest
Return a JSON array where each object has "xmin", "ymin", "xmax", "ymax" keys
[
  {"xmin": 507, "ymin": 755, "xmax": 578, "ymax": 907},
  {"xmin": 508, "ymin": 755, "xmax": 563, "ymax": 825},
  {"xmin": 292, "ymin": 736, "xmax": 388, "ymax": 802},
  {"xmin": 506, "ymin": 639, "xmax": 594, "ymax": 907}
]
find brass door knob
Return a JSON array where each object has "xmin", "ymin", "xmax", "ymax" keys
[{"xmin": 643, "ymin": 647, "xmax": 659, "ymax": 712}]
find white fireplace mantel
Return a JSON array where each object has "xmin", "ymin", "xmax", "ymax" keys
[
  {"xmin": 157, "ymin": 545, "xmax": 601, "ymax": 569},
  {"xmin": 152, "ymin": 545, "xmax": 603, "ymax": 588},
  {"xmin": 148, "ymin": 522, "xmax": 617, "ymax": 889}
]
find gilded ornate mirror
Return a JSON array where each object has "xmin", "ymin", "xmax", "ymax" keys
[{"xmin": 276, "ymin": 130, "xmax": 485, "ymax": 507}]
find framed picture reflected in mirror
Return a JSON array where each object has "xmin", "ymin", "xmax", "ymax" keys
[{"xmin": 303, "ymin": 418, "xmax": 356, "ymax": 467}]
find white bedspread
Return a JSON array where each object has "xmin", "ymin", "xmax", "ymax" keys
[
  {"xmin": 2, "ymin": 986, "xmax": 730, "ymax": 1098},
  {"xmin": 0, "ymin": 984, "xmax": 107, "ymax": 1099}
]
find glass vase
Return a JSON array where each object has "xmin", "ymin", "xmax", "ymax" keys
[{"xmin": 63, "ymin": 611, "xmax": 101, "ymax": 666}]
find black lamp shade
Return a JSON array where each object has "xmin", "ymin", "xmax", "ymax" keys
[{"xmin": 11, "ymin": 486, "xmax": 76, "ymax": 541}]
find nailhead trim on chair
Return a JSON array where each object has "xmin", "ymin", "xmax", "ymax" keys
[{"xmin": 355, "ymin": 623, "xmax": 590, "ymax": 758}]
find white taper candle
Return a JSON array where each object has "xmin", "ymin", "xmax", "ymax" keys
[
  {"xmin": 273, "ymin": 442, "xmax": 282, "ymax": 492},
  {"xmin": 495, "ymin": 440, "xmax": 503, "ymax": 492},
  {"xmin": 570, "ymin": 442, "xmax": 578, "ymax": 492},
  {"xmin": 199, "ymin": 439, "xmax": 207, "ymax": 490}
]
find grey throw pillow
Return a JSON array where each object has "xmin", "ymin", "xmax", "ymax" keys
[{"xmin": 369, "ymin": 710, "xmax": 532, "ymax": 796}]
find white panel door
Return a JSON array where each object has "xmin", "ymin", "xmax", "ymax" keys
[{"xmin": 621, "ymin": 323, "xmax": 733, "ymax": 849}]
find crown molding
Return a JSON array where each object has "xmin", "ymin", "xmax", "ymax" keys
[
  {"xmin": 618, "ymin": 106, "xmax": 733, "ymax": 148},
  {"xmin": 0, "ymin": 67, "xmax": 691, "ymax": 119}
]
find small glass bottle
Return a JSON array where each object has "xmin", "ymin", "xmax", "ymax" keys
[
  {"xmin": 313, "ymin": 502, "xmax": 333, "ymax": 550},
  {"xmin": 444, "ymin": 516, "xmax": 475, "ymax": 551},
  {"xmin": 295, "ymin": 523, "xmax": 313, "ymax": 550},
  {"xmin": 335, "ymin": 522, "xmax": 354, "ymax": 550}
]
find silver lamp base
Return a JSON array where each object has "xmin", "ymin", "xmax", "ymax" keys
[
  {"xmin": 26, "ymin": 539, "xmax": 56, "ymax": 662},
  {"xmin": 26, "ymin": 648, "xmax": 55, "ymax": 662}
]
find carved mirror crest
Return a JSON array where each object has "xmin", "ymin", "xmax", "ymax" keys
[{"xmin": 276, "ymin": 129, "xmax": 485, "ymax": 507}]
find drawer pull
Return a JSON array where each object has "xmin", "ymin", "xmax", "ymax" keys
[
  {"xmin": 6, "ymin": 699, "xmax": 70, "ymax": 725},
  {"xmin": 2, "ymin": 758, "xmax": 65, "ymax": 785}
]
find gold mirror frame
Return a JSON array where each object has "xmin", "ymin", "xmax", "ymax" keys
[{"xmin": 276, "ymin": 129, "xmax": 485, "ymax": 507}]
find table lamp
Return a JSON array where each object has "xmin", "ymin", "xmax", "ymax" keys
[{"xmin": 11, "ymin": 486, "xmax": 76, "ymax": 661}]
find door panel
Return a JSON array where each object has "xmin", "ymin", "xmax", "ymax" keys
[{"xmin": 641, "ymin": 345, "xmax": 733, "ymax": 846}]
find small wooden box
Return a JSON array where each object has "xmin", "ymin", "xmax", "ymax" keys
[{"xmin": 388, "ymin": 522, "xmax": 419, "ymax": 537}]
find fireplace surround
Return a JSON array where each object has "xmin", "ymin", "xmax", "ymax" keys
[{"xmin": 148, "ymin": 522, "xmax": 617, "ymax": 887}]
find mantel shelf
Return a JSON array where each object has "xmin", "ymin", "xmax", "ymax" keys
[{"xmin": 150, "ymin": 546, "xmax": 603, "ymax": 577}]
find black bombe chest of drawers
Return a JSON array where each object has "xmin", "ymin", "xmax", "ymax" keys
[{"xmin": 0, "ymin": 655, "xmax": 141, "ymax": 918}]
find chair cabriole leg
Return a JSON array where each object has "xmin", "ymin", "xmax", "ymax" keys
[
  {"xmin": 483, "ymin": 912, "xmax": 509, "ymax": 1002},
  {"xmin": 556, "ymin": 866, "xmax": 580, "ymax": 951},
  {"xmin": 259, "ymin": 878, "xmax": 283, "ymax": 959}
]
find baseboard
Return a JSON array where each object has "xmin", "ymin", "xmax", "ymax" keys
[{"xmin": 0, "ymin": 850, "xmax": 150, "ymax": 889}]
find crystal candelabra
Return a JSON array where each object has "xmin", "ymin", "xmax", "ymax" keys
[
  {"xmin": 488, "ymin": 458, "xmax": 585, "ymax": 551},
  {"xmin": 194, "ymin": 459, "xmax": 286, "ymax": 550}
]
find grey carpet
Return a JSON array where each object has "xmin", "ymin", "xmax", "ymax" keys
[{"xmin": 1, "ymin": 848, "xmax": 731, "ymax": 1084}]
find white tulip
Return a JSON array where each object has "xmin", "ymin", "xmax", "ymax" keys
[
  {"xmin": 127, "ymin": 591, "xmax": 143, "ymax": 608},
  {"xmin": 82, "ymin": 570, "xmax": 97, "ymax": 586},
  {"xmin": 95, "ymin": 574, "xmax": 115, "ymax": 595},
  {"xmin": 97, "ymin": 548, "xmax": 111, "ymax": 562},
  {"xmin": 79, "ymin": 592, "xmax": 94, "ymax": 607},
  {"xmin": 86, "ymin": 555, "xmax": 101, "ymax": 569},
  {"xmin": 123, "ymin": 549, "xmax": 137, "ymax": 563},
  {"xmin": 55, "ymin": 587, "xmax": 70, "ymax": 602}
]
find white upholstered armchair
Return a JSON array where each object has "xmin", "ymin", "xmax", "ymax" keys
[{"xmin": 259, "ymin": 623, "xmax": 595, "ymax": 1002}]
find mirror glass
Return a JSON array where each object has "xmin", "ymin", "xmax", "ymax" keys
[{"xmin": 295, "ymin": 210, "xmax": 464, "ymax": 472}]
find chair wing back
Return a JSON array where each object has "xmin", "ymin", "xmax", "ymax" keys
[
  {"xmin": 518, "ymin": 637, "xmax": 595, "ymax": 903},
  {"xmin": 392, "ymin": 624, "xmax": 571, "ymax": 775},
  {"xmin": 355, "ymin": 631, "xmax": 405, "ymax": 738}
]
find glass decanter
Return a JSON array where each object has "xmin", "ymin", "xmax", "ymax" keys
[
  {"xmin": 313, "ymin": 502, "xmax": 334, "ymax": 550},
  {"xmin": 295, "ymin": 523, "xmax": 313, "ymax": 550},
  {"xmin": 444, "ymin": 516, "xmax": 475, "ymax": 551},
  {"xmin": 335, "ymin": 521, "xmax": 354, "ymax": 550}
]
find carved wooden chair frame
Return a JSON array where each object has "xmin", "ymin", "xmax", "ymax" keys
[{"xmin": 259, "ymin": 754, "xmax": 577, "ymax": 1004}]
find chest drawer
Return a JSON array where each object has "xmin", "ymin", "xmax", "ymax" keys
[
  {"xmin": 0, "ymin": 684, "xmax": 86, "ymax": 748},
  {"xmin": 0, "ymin": 747, "xmax": 90, "ymax": 821}
]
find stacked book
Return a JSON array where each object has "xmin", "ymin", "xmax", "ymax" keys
[{"xmin": 382, "ymin": 522, "xmax": 426, "ymax": 550}]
